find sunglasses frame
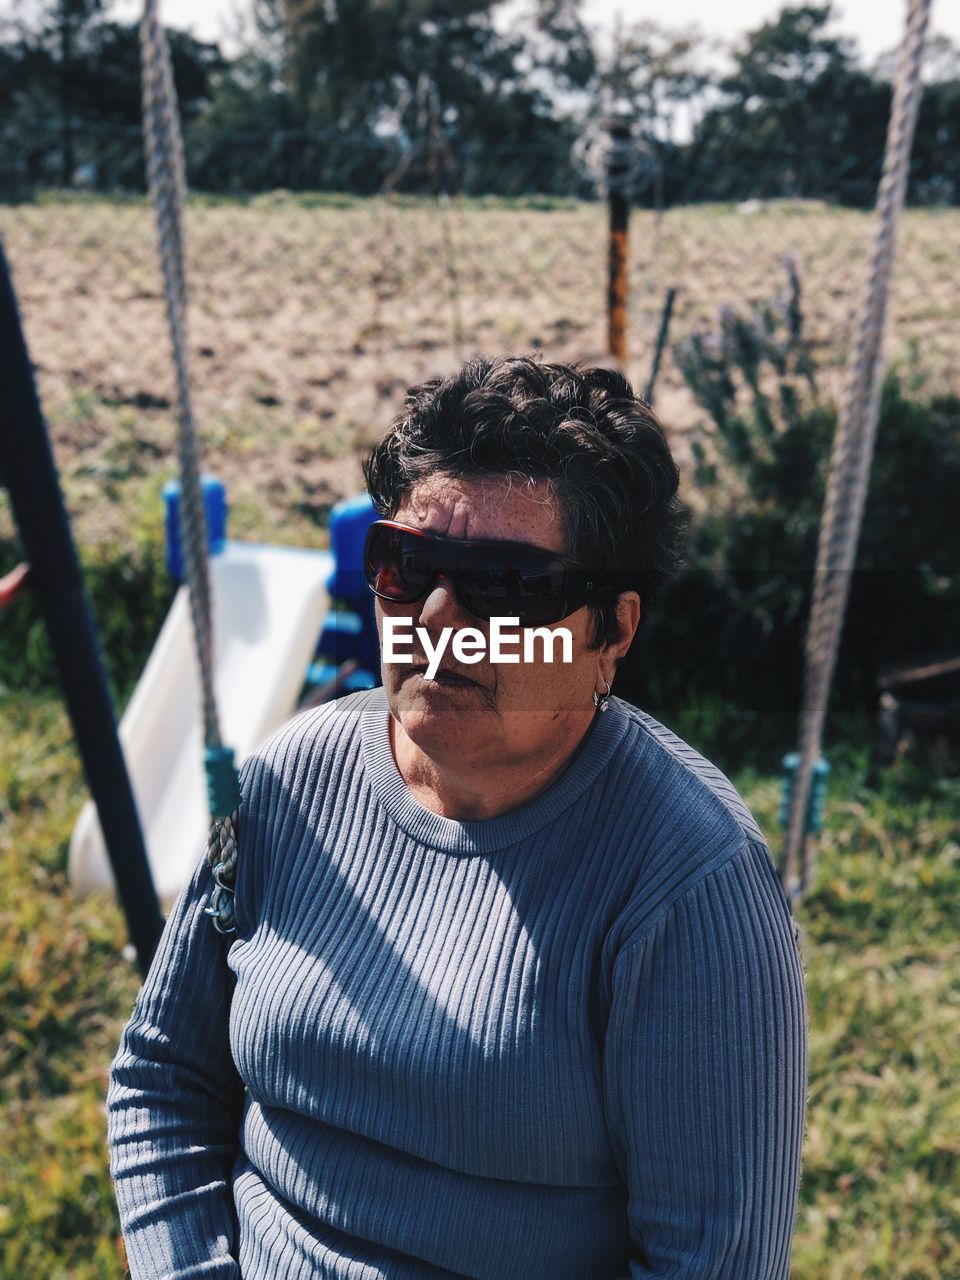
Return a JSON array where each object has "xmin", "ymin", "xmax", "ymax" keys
[{"xmin": 363, "ymin": 519, "xmax": 613, "ymax": 626}]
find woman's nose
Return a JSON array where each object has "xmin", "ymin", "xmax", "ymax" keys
[{"xmin": 417, "ymin": 571, "xmax": 477, "ymax": 631}]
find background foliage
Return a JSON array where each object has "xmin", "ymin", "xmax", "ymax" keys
[
  {"xmin": 3, "ymin": 1, "xmax": 960, "ymax": 203},
  {"xmin": 615, "ymin": 273, "xmax": 960, "ymax": 765}
]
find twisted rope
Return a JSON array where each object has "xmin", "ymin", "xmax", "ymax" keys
[
  {"xmin": 140, "ymin": 0, "xmax": 240, "ymax": 936},
  {"xmin": 781, "ymin": 0, "xmax": 933, "ymax": 901}
]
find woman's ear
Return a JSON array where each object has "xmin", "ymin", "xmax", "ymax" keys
[{"xmin": 601, "ymin": 591, "xmax": 641, "ymax": 684}]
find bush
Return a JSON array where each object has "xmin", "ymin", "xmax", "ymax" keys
[
  {"xmin": 620, "ymin": 269, "xmax": 960, "ymax": 770},
  {"xmin": 0, "ymin": 533, "xmax": 175, "ymax": 707}
]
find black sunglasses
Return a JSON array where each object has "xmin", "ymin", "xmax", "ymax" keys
[{"xmin": 364, "ymin": 520, "xmax": 612, "ymax": 626}]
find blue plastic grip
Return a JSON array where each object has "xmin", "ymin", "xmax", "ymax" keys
[
  {"xmin": 205, "ymin": 745, "xmax": 241, "ymax": 819},
  {"xmin": 779, "ymin": 753, "xmax": 831, "ymax": 834},
  {"xmin": 163, "ymin": 475, "xmax": 228, "ymax": 582}
]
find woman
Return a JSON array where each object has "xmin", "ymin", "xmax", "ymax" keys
[{"xmin": 108, "ymin": 355, "xmax": 808, "ymax": 1278}]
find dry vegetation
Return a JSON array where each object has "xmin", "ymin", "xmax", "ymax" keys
[{"xmin": 1, "ymin": 194, "xmax": 958, "ymax": 550}]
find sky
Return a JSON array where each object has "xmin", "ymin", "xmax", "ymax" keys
[
  {"xmin": 582, "ymin": 0, "xmax": 958, "ymax": 67},
  {"xmin": 99, "ymin": 0, "xmax": 960, "ymax": 68}
]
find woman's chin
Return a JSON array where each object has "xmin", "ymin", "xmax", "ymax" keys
[{"xmin": 391, "ymin": 681, "xmax": 495, "ymax": 752}]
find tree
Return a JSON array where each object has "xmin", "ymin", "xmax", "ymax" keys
[
  {"xmin": 265, "ymin": 0, "xmax": 577, "ymax": 193},
  {"xmin": 910, "ymin": 43, "xmax": 960, "ymax": 205},
  {"xmin": 0, "ymin": 1, "xmax": 224, "ymax": 193},
  {"xmin": 599, "ymin": 19, "xmax": 709, "ymax": 138},
  {"xmin": 515, "ymin": 0, "xmax": 596, "ymax": 101},
  {"xmin": 687, "ymin": 2, "xmax": 885, "ymax": 204},
  {"xmin": 44, "ymin": 0, "xmax": 104, "ymax": 182}
]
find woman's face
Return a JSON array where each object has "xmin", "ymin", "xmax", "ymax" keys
[{"xmin": 375, "ymin": 472, "xmax": 638, "ymax": 775}]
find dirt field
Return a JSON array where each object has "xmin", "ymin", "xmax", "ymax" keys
[{"xmin": 2, "ymin": 195, "xmax": 958, "ymax": 549}]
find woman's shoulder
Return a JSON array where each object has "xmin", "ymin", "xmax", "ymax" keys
[
  {"xmin": 229, "ymin": 689, "xmax": 381, "ymax": 924},
  {"xmin": 600, "ymin": 699, "xmax": 781, "ymax": 950},
  {"xmin": 612, "ymin": 698, "xmax": 766, "ymax": 848},
  {"xmin": 238, "ymin": 687, "xmax": 380, "ymax": 806}
]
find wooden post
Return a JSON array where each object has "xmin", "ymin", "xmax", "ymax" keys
[{"xmin": 606, "ymin": 115, "xmax": 631, "ymax": 363}]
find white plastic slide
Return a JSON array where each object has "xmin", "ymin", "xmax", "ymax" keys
[{"xmin": 68, "ymin": 541, "xmax": 334, "ymax": 906}]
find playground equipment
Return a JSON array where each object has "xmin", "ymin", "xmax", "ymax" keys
[
  {"xmin": 2, "ymin": 212, "xmax": 379, "ymax": 952},
  {"xmin": 779, "ymin": 0, "xmax": 934, "ymax": 901},
  {"xmin": 1, "ymin": 0, "xmax": 935, "ymax": 976},
  {"xmin": 69, "ymin": 539, "xmax": 330, "ymax": 904},
  {"xmin": 0, "ymin": 244, "xmax": 164, "ymax": 976},
  {"xmin": 3, "ymin": 0, "xmax": 381, "ymax": 968},
  {"xmin": 66, "ymin": 483, "xmax": 377, "ymax": 905}
]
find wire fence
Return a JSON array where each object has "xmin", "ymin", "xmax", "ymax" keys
[{"xmin": 2, "ymin": 123, "xmax": 958, "ymax": 552}]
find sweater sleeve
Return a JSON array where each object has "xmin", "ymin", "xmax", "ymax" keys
[
  {"xmin": 602, "ymin": 841, "xmax": 808, "ymax": 1279},
  {"xmin": 106, "ymin": 852, "xmax": 245, "ymax": 1280}
]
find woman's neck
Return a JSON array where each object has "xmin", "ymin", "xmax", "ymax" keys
[{"xmin": 388, "ymin": 709, "xmax": 598, "ymax": 821}]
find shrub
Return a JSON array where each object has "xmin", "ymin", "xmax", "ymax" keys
[
  {"xmin": 619, "ymin": 268, "xmax": 960, "ymax": 770},
  {"xmin": 0, "ymin": 532, "xmax": 174, "ymax": 707}
]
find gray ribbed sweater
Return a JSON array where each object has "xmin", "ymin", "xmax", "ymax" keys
[{"xmin": 107, "ymin": 688, "xmax": 808, "ymax": 1279}]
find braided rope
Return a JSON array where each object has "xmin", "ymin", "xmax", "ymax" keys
[
  {"xmin": 781, "ymin": 0, "xmax": 933, "ymax": 900},
  {"xmin": 140, "ymin": 0, "xmax": 239, "ymax": 935}
]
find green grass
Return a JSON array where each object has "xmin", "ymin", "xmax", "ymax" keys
[
  {"xmin": 0, "ymin": 679, "xmax": 957, "ymax": 1277},
  {"xmin": 0, "ymin": 694, "xmax": 136, "ymax": 1277},
  {"xmin": 745, "ymin": 754, "xmax": 960, "ymax": 1279}
]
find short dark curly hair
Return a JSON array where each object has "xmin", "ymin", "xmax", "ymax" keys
[{"xmin": 362, "ymin": 353, "xmax": 687, "ymax": 654}]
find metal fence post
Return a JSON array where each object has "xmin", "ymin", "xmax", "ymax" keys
[{"xmin": 645, "ymin": 286, "xmax": 676, "ymax": 405}]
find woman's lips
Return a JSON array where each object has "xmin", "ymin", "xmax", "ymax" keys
[{"xmin": 411, "ymin": 666, "xmax": 480, "ymax": 689}]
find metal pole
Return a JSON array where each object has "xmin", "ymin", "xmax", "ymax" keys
[
  {"xmin": 606, "ymin": 116, "xmax": 631, "ymax": 364},
  {"xmin": 0, "ymin": 244, "xmax": 164, "ymax": 978},
  {"xmin": 645, "ymin": 286, "xmax": 676, "ymax": 405}
]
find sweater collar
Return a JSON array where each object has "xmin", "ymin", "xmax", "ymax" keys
[{"xmin": 360, "ymin": 685, "xmax": 631, "ymax": 853}]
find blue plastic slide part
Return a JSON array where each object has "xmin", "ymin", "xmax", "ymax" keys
[
  {"xmin": 326, "ymin": 492, "xmax": 378, "ymax": 610},
  {"xmin": 305, "ymin": 662, "xmax": 379, "ymax": 694},
  {"xmin": 316, "ymin": 609, "xmax": 364, "ymax": 661},
  {"xmin": 315, "ymin": 607, "xmax": 381, "ymax": 675},
  {"xmin": 163, "ymin": 475, "xmax": 228, "ymax": 582},
  {"xmin": 779, "ymin": 753, "xmax": 831, "ymax": 834}
]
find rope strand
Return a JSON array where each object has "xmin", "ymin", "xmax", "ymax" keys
[
  {"xmin": 781, "ymin": 0, "xmax": 933, "ymax": 899},
  {"xmin": 140, "ymin": 0, "xmax": 239, "ymax": 936}
]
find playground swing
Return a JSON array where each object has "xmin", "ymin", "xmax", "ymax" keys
[
  {"xmin": 120, "ymin": 0, "xmax": 384, "ymax": 939},
  {"xmin": 777, "ymin": 0, "xmax": 934, "ymax": 904},
  {"xmin": 0, "ymin": 4, "xmax": 379, "ymax": 974},
  {"xmin": 138, "ymin": 0, "xmax": 934, "ymax": 918},
  {"xmin": 0, "ymin": 0, "xmax": 934, "ymax": 975}
]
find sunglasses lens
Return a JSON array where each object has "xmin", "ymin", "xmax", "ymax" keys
[
  {"xmin": 365, "ymin": 525, "xmax": 436, "ymax": 601},
  {"xmin": 457, "ymin": 548, "xmax": 568, "ymax": 624},
  {"xmin": 365, "ymin": 523, "xmax": 594, "ymax": 625}
]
